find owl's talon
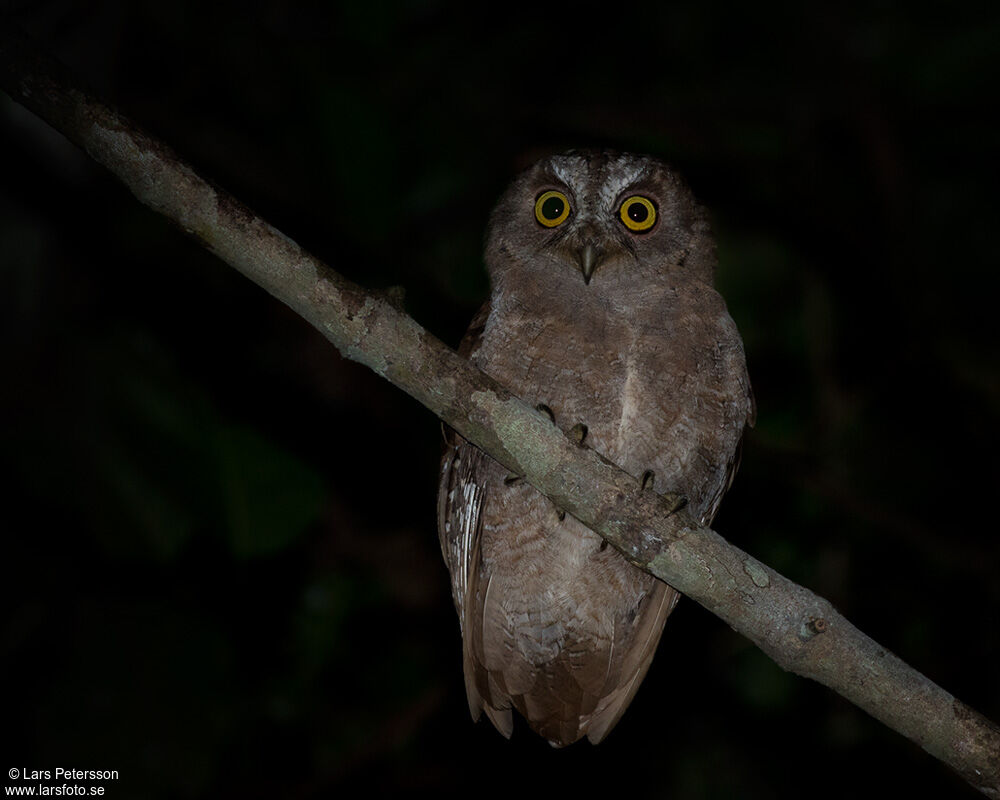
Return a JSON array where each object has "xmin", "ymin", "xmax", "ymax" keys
[
  {"xmin": 569, "ymin": 423, "xmax": 588, "ymax": 445},
  {"xmin": 384, "ymin": 284, "xmax": 407, "ymax": 310},
  {"xmin": 665, "ymin": 493, "xmax": 689, "ymax": 514},
  {"xmin": 504, "ymin": 474, "xmax": 522, "ymax": 486},
  {"xmin": 557, "ymin": 509, "xmax": 566, "ymax": 522},
  {"xmin": 640, "ymin": 471, "xmax": 686, "ymax": 514},
  {"xmin": 536, "ymin": 403, "xmax": 556, "ymax": 423}
]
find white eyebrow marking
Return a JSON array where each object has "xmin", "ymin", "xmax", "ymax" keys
[
  {"xmin": 551, "ymin": 159, "xmax": 578, "ymax": 187},
  {"xmin": 549, "ymin": 155, "xmax": 649, "ymax": 214},
  {"xmin": 600, "ymin": 164, "xmax": 646, "ymax": 209}
]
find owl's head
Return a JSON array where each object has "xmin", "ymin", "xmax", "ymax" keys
[{"xmin": 485, "ymin": 150, "xmax": 715, "ymax": 298}]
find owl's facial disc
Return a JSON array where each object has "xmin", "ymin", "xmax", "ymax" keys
[{"xmin": 529, "ymin": 174, "xmax": 662, "ymax": 285}]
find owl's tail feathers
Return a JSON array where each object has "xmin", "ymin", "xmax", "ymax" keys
[
  {"xmin": 482, "ymin": 703, "xmax": 514, "ymax": 739},
  {"xmin": 584, "ymin": 582, "xmax": 679, "ymax": 743},
  {"xmin": 464, "ymin": 643, "xmax": 514, "ymax": 737},
  {"xmin": 463, "ymin": 580, "xmax": 679, "ymax": 746}
]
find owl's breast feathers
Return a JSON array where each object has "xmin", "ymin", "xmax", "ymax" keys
[
  {"xmin": 438, "ymin": 285, "xmax": 752, "ymax": 746},
  {"xmin": 477, "ymin": 284, "xmax": 751, "ymax": 516}
]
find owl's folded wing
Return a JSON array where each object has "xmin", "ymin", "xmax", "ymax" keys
[
  {"xmin": 701, "ymin": 325, "xmax": 756, "ymax": 526},
  {"xmin": 437, "ymin": 299, "xmax": 493, "ymax": 622},
  {"xmin": 437, "ymin": 437, "xmax": 515, "ymax": 735},
  {"xmin": 436, "ymin": 437, "xmax": 488, "ymax": 629}
]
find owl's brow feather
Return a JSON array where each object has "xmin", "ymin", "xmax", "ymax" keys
[
  {"xmin": 548, "ymin": 159, "xmax": 583, "ymax": 187},
  {"xmin": 599, "ymin": 165, "xmax": 650, "ymax": 209}
]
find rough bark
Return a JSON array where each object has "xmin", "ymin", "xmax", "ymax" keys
[{"xmin": 2, "ymin": 25, "xmax": 997, "ymax": 796}]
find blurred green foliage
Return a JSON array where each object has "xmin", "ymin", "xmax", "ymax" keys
[{"xmin": 2, "ymin": 1, "xmax": 998, "ymax": 798}]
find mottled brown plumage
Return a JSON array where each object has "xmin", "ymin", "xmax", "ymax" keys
[{"xmin": 438, "ymin": 150, "xmax": 753, "ymax": 746}]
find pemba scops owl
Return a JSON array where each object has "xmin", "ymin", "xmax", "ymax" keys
[{"xmin": 437, "ymin": 150, "xmax": 754, "ymax": 746}]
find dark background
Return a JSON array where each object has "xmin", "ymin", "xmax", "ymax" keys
[{"xmin": 2, "ymin": 2, "xmax": 998, "ymax": 798}]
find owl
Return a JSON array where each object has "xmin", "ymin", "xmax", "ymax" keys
[{"xmin": 437, "ymin": 150, "xmax": 754, "ymax": 746}]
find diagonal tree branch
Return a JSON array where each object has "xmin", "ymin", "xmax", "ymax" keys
[{"xmin": 2, "ymin": 26, "xmax": 997, "ymax": 796}]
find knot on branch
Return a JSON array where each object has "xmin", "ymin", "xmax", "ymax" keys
[{"xmin": 800, "ymin": 617, "xmax": 829, "ymax": 640}]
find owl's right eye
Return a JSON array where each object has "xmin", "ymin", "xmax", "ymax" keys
[{"xmin": 534, "ymin": 191, "xmax": 571, "ymax": 228}]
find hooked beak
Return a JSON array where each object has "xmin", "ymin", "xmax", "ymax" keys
[{"xmin": 578, "ymin": 242, "xmax": 602, "ymax": 285}]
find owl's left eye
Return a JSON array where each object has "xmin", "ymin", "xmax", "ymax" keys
[
  {"xmin": 535, "ymin": 190, "xmax": 571, "ymax": 228},
  {"xmin": 619, "ymin": 195, "xmax": 657, "ymax": 232}
]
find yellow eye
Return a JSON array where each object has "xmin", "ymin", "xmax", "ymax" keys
[
  {"xmin": 534, "ymin": 190, "xmax": 571, "ymax": 227},
  {"xmin": 619, "ymin": 195, "xmax": 657, "ymax": 232}
]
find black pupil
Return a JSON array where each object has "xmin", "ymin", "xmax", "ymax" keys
[
  {"xmin": 627, "ymin": 201, "xmax": 649, "ymax": 223},
  {"xmin": 542, "ymin": 196, "xmax": 564, "ymax": 220}
]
